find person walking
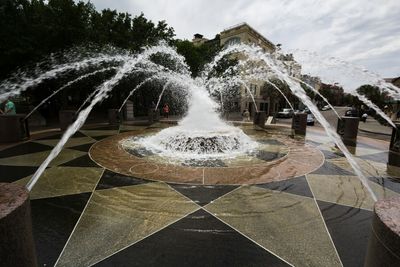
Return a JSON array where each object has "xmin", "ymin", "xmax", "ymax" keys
[
  {"xmin": 163, "ymin": 104, "xmax": 170, "ymax": 118},
  {"xmin": 0, "ymin": 99, "xmax": 16, "ymax": 115},
  {"xmin": 242, "ymin": 109, "xmax": 250, "ymax": 122}
]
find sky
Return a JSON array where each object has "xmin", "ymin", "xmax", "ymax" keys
[{"xmin": 86, "ymin": 0, "xmax": 399, "ymax": 78}]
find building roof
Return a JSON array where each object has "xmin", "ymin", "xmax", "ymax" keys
[{"xmin": 221, "ymin": 22, "xmax": 275, "ymax": 49}]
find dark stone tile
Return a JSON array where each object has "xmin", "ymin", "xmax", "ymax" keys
[
  {"xmin": 0, "ymin": 142, "xmax": 52, "ymax": 158},
  {"xmin": 368, "ymin": 176, "xmax": 400, "ymax": 194},
  {"xmin": 95, "ymin": 169, "xmax": 148, "ymax": 190},
  {"xmin": 37, "ymin": 131, "xmax": 86, "ymax": 140},
  {"xmin": 359, "ymin": 152, "xmax": 388, "ymax": 164},
  {"xmin": 60, "ymin": 154, "xmax": 99, "ymax": 167},
  {"xmin": 257, "ymin": 175, "xmax": 314, "ymax": 198},
  {"xmin": 170, "ymin": 184, "xmax": 238, "ymax": 206},
  {"xmin": 69, "ymin": 143, "xmax": 95, "ymax": 153},
  {"xmin": 0, "ymin": 165, "xmax": 38, "ymax": 183},
  {"xmin": 86, "ymin": 125, "xmax": 120, "ymax": 131},
  {"xmin": 317, "ymin": 200, "xmax": 373, "ymax": 267},
  {"xmin": 92, "ymin": 135, "xmax": 113, "ymax": 141},
  {"xmin": 311, "ymin": 161, "xmax": 354, "ymax": 176},
  {"xmin": 31, "ymin": 193, "xmax": 91, "ymax": 267},
  {"xmin": 182, "ymin": 159, "xmax": 227, "ymax": 167},
  {"xmin": 321, "ymin": 149, "xmax": 344, "ymax": 159},
  {"xmin": 95, "ymin": 209, "xmax": 290, "ymax": 267}
]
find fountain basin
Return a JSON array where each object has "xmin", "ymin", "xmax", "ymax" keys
[{"xmin": 89, "ymin": 126, "xmax": 324, "ymax": 185}]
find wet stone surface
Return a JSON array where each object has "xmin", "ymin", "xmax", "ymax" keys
[{"xmin": 1, "ymin": 124, "xmax": 400, "ymax": 266}]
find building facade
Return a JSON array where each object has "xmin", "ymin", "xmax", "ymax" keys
[{"xmin": 193, "ymin": 22, "xmax": 307, "ymax": 117}]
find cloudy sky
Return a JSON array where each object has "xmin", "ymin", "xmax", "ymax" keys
[{"xmin": 88, "ymin": 0, "xmax": 399, "ymax": 78}]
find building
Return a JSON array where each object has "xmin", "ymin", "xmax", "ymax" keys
[
  {"xmin": 192, "ymin": 33, "xmax": 208, "ymax": 47},
  {"xmin": 219, "ymin": 23, "xmax": 275, "ymax": 52},
  {"xmin": 193, "ymin": 22, "xmax": 303, "ymax": 117}
]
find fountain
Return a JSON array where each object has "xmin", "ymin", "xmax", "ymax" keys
[
  {"xmin": 1, "ymin": 40, "xmax": 400, "ymax": 266},
  {"xmin": 0, "ymin": 41, "xmax": 392, "ymax": 195}
]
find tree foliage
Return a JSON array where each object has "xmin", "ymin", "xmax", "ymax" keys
[
  {"xmin": 0, "ymin": 0, "xmax": 175, "ymax": 78},
  {"xmin": 175, "ymin": 38, "xmax": 219, "ymax": 77},
  {"xmin": 356, "ymin": 85, "xmax": 388, "ymax": 108}
]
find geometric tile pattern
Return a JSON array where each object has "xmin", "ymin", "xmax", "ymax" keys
[
  {"xmin": 30, "ymin": 192, "xmax": 91, "ymax": 267},
  {"xmin": 55, "ymin": 183, "xmax": 199, "ymax": 267},
  {"xmin": 95, "ymin": 169, "xmax": 149, "ymax": 190},
  {"xmin": 13, "ymin": 166, "xmax": 103, "ymax": 200},
  {"xmin": 169, "ymin": 183, "xmax": 239, "ymax": 206},
  {"xmin": 307, "ymin": 174, "xmax": 400, "ymax": 210},
  {"xmin": 94, "ymin": 209, "xmax": 291, "ymax": 267},
  {"xmin": 318, "ymin": 200, "xmax": 373, "ymax": 267},
  {"xmin": 1, "ymin": 125, "xmax": 399, "ymax": 266},
  {"xmin": 256, "ymin": 175, "xmax": 314, "ymax": 198},
  {"xmin": 205, "ymin": 186, "xmax": 342, "ymax": 267},
  {"xmin": 0, "ymin": 148, "xmax": 86, "ymax": 167},
  {"xmin": 33, "ymin": 136, "xmax": 96, "ymax": 148}
]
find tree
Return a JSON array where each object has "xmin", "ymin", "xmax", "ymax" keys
[
  {"xmin": 0, "ymin": 0, "xmax": 175, "ymax": 78},
  {"xmin": 260, "ymin": 78, "xmax": 296, "ymax": 113},
  {"xmin": 356, "ymin": 85, "xmax": 388, "ymax": 108},
  {"xmin": 174, "ymin": 35, "xmax": 235, "ymax": 77}
]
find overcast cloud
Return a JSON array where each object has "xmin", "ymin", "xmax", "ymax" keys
[{"xmin": 87, "ymin": 0, "xmax": 399, "ymax": 78}]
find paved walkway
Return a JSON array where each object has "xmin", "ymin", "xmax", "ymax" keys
[{"xmin": 359, "ymin": 118, "xmax": 393, "ymax": 136}]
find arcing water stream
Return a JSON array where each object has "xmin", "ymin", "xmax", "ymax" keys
[{"xmin": 1, "ymin": 41, "xmax": 396, "ymax": 201}]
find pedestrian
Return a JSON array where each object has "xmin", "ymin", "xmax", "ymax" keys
[
  {"xmin": 0, "ymin": 98, "xmax": 16, "ymax": 115},
  {"xmin": 163, "ymin": 103, "xmax": 169, "ymax": 118},
  {"xmin": 242, "ymin": 109, "xmax": 250, "ymax": 122}
]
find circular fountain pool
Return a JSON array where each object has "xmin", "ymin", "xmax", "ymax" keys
[
  {"xmin": 120, "ymin": 125, "xmax": 259, "ymax": 162},
  {"xmin": 89, "ymin": 125, "xmax": 324, "ymax": 185}
]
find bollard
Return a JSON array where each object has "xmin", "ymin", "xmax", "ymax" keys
[
  {"xmin": 108, "ymin": 109, "xmax": 120, "ymax": 125},
  {"xmin": 291, "ymin": 113, "xmax": 307, "ymax": 135},
  {"xmin": 148, "ymin": 109, "xmax": 160, "ymax": 124},
  {"xmin": 59, "ymin": 110, "xmax": 76, "ymax": 131},
  {"xmin": 337, "ymin": 116, "xmax": 359, "ymax": 146},
  {"xmin": 364, "ymin": 197, "xmax": 400, "ymax": 267},
  {"xmin": 253, "ymin": 111, "xmax": 266, "ymax": 128},
  {"xmin": 125, "ymin": 100, "xmax": 134, "ymax": 121},
  {"xmin": 0, "ymin": 183, "xmax": 38, "ymax": 267},
  {"xmin": 388, "ymin": 123, "xmax": 400, "ymax": 167},
  {"xmin": 0, "ymin": 114, "xmax": 29, "ymax": 143}
]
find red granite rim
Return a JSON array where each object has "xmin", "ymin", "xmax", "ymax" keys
[{"xmin": 89, "ymin": 128, "xmax": 325, "ymax": 185}]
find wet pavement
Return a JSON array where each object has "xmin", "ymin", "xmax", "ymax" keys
[{"xmin": 1, "ymin": 123, "xmax": 400, "ymax": 266}]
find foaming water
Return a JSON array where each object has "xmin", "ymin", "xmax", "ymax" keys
[{"xmin": 124, "ymin": 83, "xmax": 258, "ymax": 160}]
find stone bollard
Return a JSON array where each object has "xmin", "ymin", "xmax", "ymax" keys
[
  {"xmin": 59, "ymin": 110, "xmax": 76, "ymax": 131},
  {"xmin": 124, "ymin": 100, "xmax": 134, "ymax": 121},
  {"xmin": 364, "ymin": 197, "xmax": 400, "ymax": 267},
  {"xmin": 253, "ymin": 111, "xmax": 266, "ymax": 128},
  {"xmin": 148, "ymin": 109, "xmax": 160, "ymax": 124},
  {"xmin": 0, "ymin": 183, "xmax": 38, "ymax": 267},
  {"xmin": 0, "ymin": 114, "xmax": 30, "ymax": 143},
  {"xmin": 291, "ymin": 113, "xmax": 307, "ymax": 135},
  {"xmin": 388, "ymin": 124, "xmax": 400, "ymax": 167},
  {"xmin": 108, "ymin": 109, "xmax": 120, "ymax": 125},
  {"xmin": 337, "ymin": 116, "xmax": 359, "ymax": 146}
]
